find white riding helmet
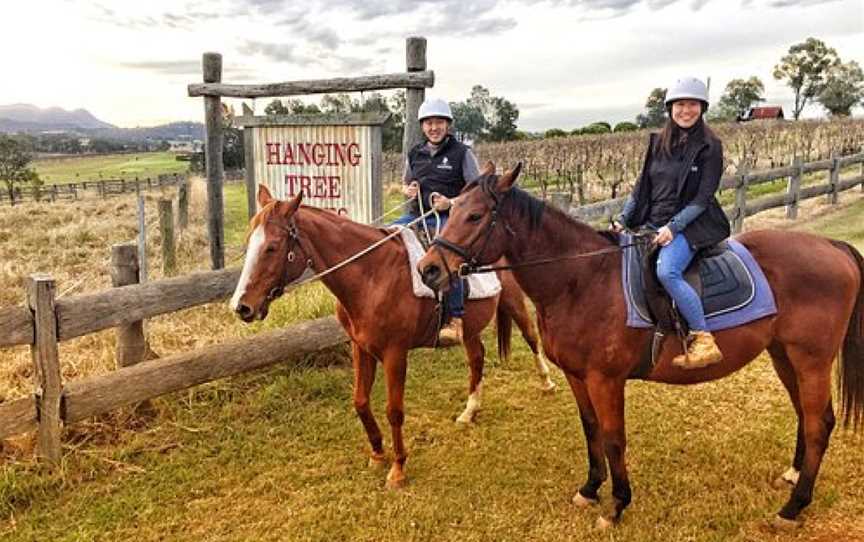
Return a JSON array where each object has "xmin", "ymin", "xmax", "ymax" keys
[
  {"xmin": 665, "ymin": 76, "xmax": 709, "ymax": 107},
  {"xmin": 418, "ymin": 98, "xmax": 453, "ymax": 121}
]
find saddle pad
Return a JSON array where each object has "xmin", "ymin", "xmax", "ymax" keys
[
  {"xmin": 621, "ymin": 234, "xmax": 777, "ymax": 331},
  {"xmin": 395, "ymin": 227, "xmax": 502, "ymax": 300}
]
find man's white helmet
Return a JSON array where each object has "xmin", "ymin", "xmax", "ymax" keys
[
  {"xmin": 665, "ymin": 77, "xmax": 709, "ymax": 106},
  {"xmin": 418, "ymin": 98, "xmax": 453, "ymax": 121}
]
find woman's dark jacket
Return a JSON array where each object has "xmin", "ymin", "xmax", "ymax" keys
[{"xmin": 621, "ymin": 129, "xmax": 731, "ymax": 250}]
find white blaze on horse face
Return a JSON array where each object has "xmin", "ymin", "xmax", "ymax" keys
[{"xmin": 230, "ymin": 225, "xmax": 266, "ymax": 312}]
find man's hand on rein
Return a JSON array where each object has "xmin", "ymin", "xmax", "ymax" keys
[{"xmin": 429, "ymin": 192, "xmax": 452, "ymax": 212}]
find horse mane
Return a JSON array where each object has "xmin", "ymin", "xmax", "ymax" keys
[{"xmin": 472, "ymin": 174, "xmax": 615, "ymax": 245}]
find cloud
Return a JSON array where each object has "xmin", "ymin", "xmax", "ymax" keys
[{"xmin": 120, "ymin": 60, "xmax": 202, "ymax": 75}]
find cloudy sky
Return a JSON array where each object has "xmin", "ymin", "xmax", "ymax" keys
[{"xmin": 2, "ymin": 0, "xmax": 861, "ymax": 131}]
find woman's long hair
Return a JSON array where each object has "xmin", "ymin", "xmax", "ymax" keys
[{"xmin": 656, "ymin": 105, "xmax": 718, "ymax": 157}]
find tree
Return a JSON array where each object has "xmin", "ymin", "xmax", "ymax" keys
[
  {"xmin": 613, "ymin": 121, "xmax": 638, "ymax": 132},
  {"xmin": 264, "ymin": 98, "xmax": 321, "ymax": 115},
  {"xmin": 486, "ymin": 97, "xmax": 519, "ymax": 142},
  {"xmin": 0, "ymin": 135, "xmax": 40, "ymax": 206},
  {"xmin": 580, "ymin": 123, "xmax": 612, "ymax": 135},
  {"xmin": 715, "ymin": 77, "xmax": 765, "ymax": 120},
  {"xmin": 450, "ymin": 101, "xmax": 487, "ymax": 142},
  {"xmin": 818, "ymin": 60, "xmax": 864, "ymax": 117},
  {"xmin": 773, "ymin": 37, "xmax": 840, "ymax": 120},
  {"xmin": 544, "ymin": 128, "xmax": 568, "ymax": 139},
  {"xmin": 636, "ymin": 87, "xmax": 667, "ymax": 128},
  {"xmin": 320, "ymin": 93, "xmax": 357, "ymax": 114}
]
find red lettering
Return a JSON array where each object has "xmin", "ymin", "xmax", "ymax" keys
[
  {"xmin": 347, "ymin": 143, "xmax": 361, "ymax": 166},
  {"xmin": 266, "ymin": 143, "xmax": 281, "ymax": 165},
  {"xmin": 312, "ymin": 143, "xmax": 326, "ymax": 166},
  {"xmin": 283, "ymin": 144, "xmax": 294, "ymax": 165},
  {"xmin": 299, "ymin": 175, "xmax": 312, "ymax": 197},
  {"xmin": 334, "ymin": 143, "xmax": 348, "ymax": 165},
  {"xmin": 326, "ymin": 143, "xmax": 338, "ymax": 166},
  {"xmin": 328, "ymin": 176, "xmax": 341, "ymax": 199},
  {"xmin": 298, "ymin": 143, "xmax": 313, "ymax": 165},
  {"xmin": 312, "ymin": 176, "xmax": 328, "ymax": 198},
  {"xmin": 285, "ymin": 174, "xmax": 298, "ymax": 196}
]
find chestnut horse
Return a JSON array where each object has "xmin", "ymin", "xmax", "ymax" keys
[
  {"xmin": 230, "ymin": 185, "xmax": 555, "ymax": 489},
  {"xmin": 418, "ymin": 164, "xmax": 864, "ymax": 529}
]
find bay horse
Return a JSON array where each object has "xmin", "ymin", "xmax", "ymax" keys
[
  {"xmin": 230, "ymin": 184, "xmax": 556, "ymax": 489},
  {"xmin": 417, "ymin": 163, "xmax": 864, "ymax": 529}
]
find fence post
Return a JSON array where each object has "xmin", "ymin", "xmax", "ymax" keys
[
  {"xmin": 202, "ymin": 52, "xmax": 225, "ymax": 270},
  {"xmin": 786, "ymin": 156, "xmax": 802, "ymax": 220},
  {"xmin": 828, "ymin": 154, "xmax": 840, "ymax": 205},
  {"xmin": 99, "ymin": 181, "xmax": 106, "ymax": 199},
  {"xmin": 178, "ymin": 178, "xmax": 189, "ymax": 230},
  {"xmin": 548, "ymin": 191, "xmax": 571, "ymax": 211},
  {"xmin": 26, "ymin": 274, "xmax": 63, "ymax": 464},
  {"xmin": 402, "ymin": 37, "xmax": 427, "ymax": 158},
  {"xmin": 732, "ymin": 169, "xmax": 749, "ymax": 234},
  {"xmin": 111, "ymin": 244, "xmax": 151, "ymax": 368},
  {"xmin": 137, "ymin": 195, "xmax": 149, "ymax": 284},
  {"xmin": 159, "ymin": 199, "xmax": 176, "ymax": 276}
]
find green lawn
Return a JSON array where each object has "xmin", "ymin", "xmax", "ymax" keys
[
  {"xmin": 2, "ymin": 185, "xmax": 863, "ymax": 541},
  {"xmin": 32, "ymin": 152, "xmax": 189, "ymax": 184}
]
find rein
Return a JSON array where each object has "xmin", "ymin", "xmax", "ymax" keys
[
  {"xmin": 272, "ymin": 207, "xmax": 439, "ymax": 295},
  {"xmin": 457, "ymin": 242, "xmax": 642, "ymax": 277}
]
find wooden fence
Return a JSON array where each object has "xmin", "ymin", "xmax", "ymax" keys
[
  {"xmin": 565, "ymin": 152, "xmax": 864, "ymax": 231},
  {"xmin": 0, "ymin": 264, "xmax": 347, "ymax": 461},
  {"xmin": 1, "ymin": 174, "xmax": 187, "ymax": 205}
]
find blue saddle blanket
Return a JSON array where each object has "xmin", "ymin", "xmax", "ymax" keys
[{"xmin": 621, "ymin": 234, "xmax": 778, "ymax": 331}]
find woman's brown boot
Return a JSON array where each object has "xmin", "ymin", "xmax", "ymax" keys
[{"xmin": 672, "ymin": 331, "xmax": 723, "ymax": 369}]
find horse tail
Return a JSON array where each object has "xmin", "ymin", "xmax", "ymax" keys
[
  {"xmin": 496, "ymin": 301, "xmax": 513, "ymax": 363},
  {"xmin": 832, "ymin": 239, "xmax": 864, "ymax": 430}
]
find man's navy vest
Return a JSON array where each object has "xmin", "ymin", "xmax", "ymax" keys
[{"xmin": 407, "ymin": 136, "xmax": 468, "ymax": 215}]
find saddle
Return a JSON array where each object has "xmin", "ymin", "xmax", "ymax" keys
[{"xmin": 625, "ymin": 231, "xmax": 756, "ymax": 377}]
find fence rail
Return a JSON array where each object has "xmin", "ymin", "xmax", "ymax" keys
[
  {"xmin": 1, "ymin": 174, "xmax": 187, "ymax": 205},
  {"xmin": 568, "ymin": 152, "xmax": 864, "ymax": 230}
]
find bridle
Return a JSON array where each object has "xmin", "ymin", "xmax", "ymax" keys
[
  {"xmin": 430, "ymin": 177, "xmax": 514, "ymax": 278},
  {"xmin": 430, "ymin": 176, "xmax": 643, "ymax": 278}
]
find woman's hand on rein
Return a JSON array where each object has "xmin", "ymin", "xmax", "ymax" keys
[{"xmin": 654, "ymin": 226, "xmax": 674, "ymax": 246}]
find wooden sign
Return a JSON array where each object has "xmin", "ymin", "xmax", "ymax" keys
[{"xmin": 237, "ymin": 112, "xmax": 388, "ymax": 223}]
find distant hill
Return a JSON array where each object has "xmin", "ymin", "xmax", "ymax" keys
[{"xmin": 0, "ymin": 104, "xmax": 203, "ymax": 141}]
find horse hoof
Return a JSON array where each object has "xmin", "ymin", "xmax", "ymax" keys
[
  {"xmin": 595, "ymin": 516, "xmax": 615, "ymax": 530},
  {"xmin": 385, "ymin": 475, "xmax": 407, "ymax": 490},
  {"xmin": 540, "ymin": 380, "xmax": 557, "ymax": 394},
  {"xmin": 456, "ymin": 412, "xmax": 476, "ymax": 424},
  {"xmin": 368, "ymin": 453, "xmax": 388, "ymax": 469},
  {"xmin": 572, "ymin": 493, "xmax": 598, "ymax": 508},
  {"xmin": 769, "ymin": 515, "xmax": 802, "ymax": 532}
]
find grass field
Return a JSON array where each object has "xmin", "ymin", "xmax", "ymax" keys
[
  {"xmin": 1, "ymin": 160, "xmax": 863, "ymax": 540},
  {"xmin": 32, "ymin": 152, "xmax": 189, "ymax": 184}
]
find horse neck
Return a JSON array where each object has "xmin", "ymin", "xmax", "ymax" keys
[
  {"xmin": 295, "ymin": 207, "xmax": 395, "ymax": 308},
  {"xmin": 504, "ymin": 204, "xmax": 616, "ymax": 305}
]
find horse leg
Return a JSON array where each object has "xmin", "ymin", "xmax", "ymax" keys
[
  {"xmin": 351, "ymin": 342, "xmax": 386, "ymax": 467},
  {"xmin": 564, "ymin": 374, "xmax": 607, "ymax": 508},
  {"xmin": 584, "ymin": 373, "xmax": 631, "ymax": 528},
  {"xmin": 456, "ymin": 333, "xmax": 485, "ymax": 424},
  {"xmin": 767, "ymin": 343, "xmax": 804, "ymax": 489},
  {"xmin": 382, "ymin": 348, "xmax": 409, "ymax": 489},
  {"xmin": 501, "ymin": 289, "xmax": 556, "ymax": 393},
  {"xmin": 774, "ymin": 350, "xmax": 836, "ymax": 529}
]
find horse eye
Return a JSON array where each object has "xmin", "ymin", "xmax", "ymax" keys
[
  {"xmin": 265, "ymin": 244, "xmax": 277, "ymax": 254},
  {"xmin": 468, "ymin": 213, "xmax": 483, "ymax": 223}
]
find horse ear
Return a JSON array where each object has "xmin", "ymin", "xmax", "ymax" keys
[
  {"xmin": 277, "ymin": 192, "xmax": 303, "ymax": 217},
  {"xmin": 480, "ymin": 161, "xmax": 495, "ymax": 177},
  {"xmin": 257, "ymin": 184, "xmax": 274, "ymax": 207},
  {"xmin": 497, "ymin": 162, "xmax": 523, "ymax": 192}
]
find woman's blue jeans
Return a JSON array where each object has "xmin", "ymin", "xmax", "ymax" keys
[
  {"xmin": 656, "ymin": 233, "xmax": 707, "ymax": 331},
  {"xmin": 392, "ymin": 212, "xmax": 465, "ymax": 317}
]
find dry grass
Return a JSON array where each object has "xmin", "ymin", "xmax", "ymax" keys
[{"xmin": 0, "ymin": 177, "xmax": 863, "ymax": 541}]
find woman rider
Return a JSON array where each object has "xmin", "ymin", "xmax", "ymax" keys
[{"xmin": 613, "ymin": 76, "xmax": 731, "ymax": 369}]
